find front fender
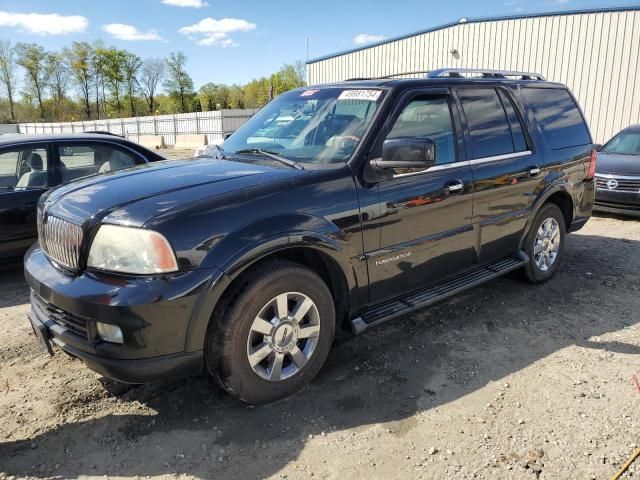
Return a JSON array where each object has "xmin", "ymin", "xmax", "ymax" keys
[{"xmin": 183, "ymin": 214, "xmax": 365, "ymax": 352}]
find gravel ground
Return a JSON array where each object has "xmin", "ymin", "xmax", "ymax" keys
[{"xmin": 1, "ymin": 213, "xmax": 639, "ymax": 480}]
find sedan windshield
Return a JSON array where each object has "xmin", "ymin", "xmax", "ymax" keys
[
  {"xmin": 602, "ymin": 130, "xmax": 640, "ymax": 155},
  {"xmin": 221, "ymin": 88, "xmax": 385, "ymax": 165}
]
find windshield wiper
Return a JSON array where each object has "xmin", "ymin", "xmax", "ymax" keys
[{"xmin": 233, "ymin": 148, "xmax": 304, "ymax": 170}]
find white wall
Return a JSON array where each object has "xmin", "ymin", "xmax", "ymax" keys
[
  {"xmin": 18, "ymin": 109, "xmax": 259, "ymax": 146},
  {"xmin": 307, "ymin": 9, "xmax": 640, "ymax": 143}
]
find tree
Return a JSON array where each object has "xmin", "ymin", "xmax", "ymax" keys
[
  {"xmin": 46, "ymin": 52, "xmax": 70, "ymax": 120},
  {"xmin": 138, "ymin": 58, "xmax": 165, "ymax": 114},
  {"xmin": 103, "ymin": 48, "xmax": 127, "ymax": 115},
  {"xmin": 122, "ymin": 52, "xmax": 142, "ymax": 116},
  {"xmin": 65, "ymin": 42, "xmax": 93, "ymax": 119},
  {"xmin": 15, "ymin": 42, "xmax": 50, "ymax": 119},
  {"xmin": 0, "ymin": 40, "xmax": 17, "ymax": 121},
  {"xmin": 164, "ymin": 51, "xmax": 195, "ymax": 113},
  {"xmin": 199, "ymin": 83, "xmax": 231, "ymax": 111},
  {"xmin": 91, "ymin": 41, "xmax": 109, "ymax": 118}
]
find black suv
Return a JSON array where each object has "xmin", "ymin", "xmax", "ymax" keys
[{"xmin": 25, "ymin": 69, "xmax": 596, "ymax": 404}]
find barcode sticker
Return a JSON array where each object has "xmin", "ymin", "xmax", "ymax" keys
[{"xmin": 338, "ymin": 90, "xmax": 382, "ymax": 101}]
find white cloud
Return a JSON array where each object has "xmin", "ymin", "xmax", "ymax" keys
[
  {"xmin": 179, "ymin": 17, "xmax": 256, "ymax": 47},
  {"xmin": 103, "ymin": 23, "xmax": 164, "ymax": 41},
  {"xmin": 0, "ymin": 11, "xmax": 88, "ymax": 35},
  {"xmin": 353, "ymin": 33, "xmax": 386, "ymax": 46},
  {"xmin": 162, "ymin": 0, "xmax": 209, "ymax": 7}
]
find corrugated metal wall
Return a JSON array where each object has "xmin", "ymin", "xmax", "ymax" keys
[{"xmin": 307, "ymin": 9, "xmax": 640, "ymax": 143}]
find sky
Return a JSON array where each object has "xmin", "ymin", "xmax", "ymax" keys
[{"xmin": 0, "ymin": 0, "xmax": 637, "ymax": 89}]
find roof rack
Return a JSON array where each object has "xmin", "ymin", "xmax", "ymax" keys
[
  {"xmin": 426, "ymin": 68, "xmax": 545, "ymax": 80},
  {"xmin": 344, "ymin": 68, "xmax": 546, "ymax": 82}
]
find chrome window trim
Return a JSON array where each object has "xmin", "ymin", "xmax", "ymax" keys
[
  {"xmin": 391, "ymin": 150, "xmax": 533, "ymax": 180},
  {"xmin": 467, "ymin": 150, "xmax": 532, "ymax": 166},
  {"xmin": 594, "ymin": 173, "xmax": 640, "ymax": 180}
]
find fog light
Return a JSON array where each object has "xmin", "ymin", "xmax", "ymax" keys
[{"xmin": 96, "ymin": 322, "xmax": 123, "ymax": 344}]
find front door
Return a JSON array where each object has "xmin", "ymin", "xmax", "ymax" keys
[{"xmin": 361, "ymin": 91, "xmax": 476, "ymax": 302}]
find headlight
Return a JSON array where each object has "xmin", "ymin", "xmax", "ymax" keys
[{"xmin": 87, "ymin": 224, "xmax": 178, "ymax": 274}]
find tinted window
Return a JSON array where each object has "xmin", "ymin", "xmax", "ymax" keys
[
  {"xmin": 497, "ymin": 90, "xmax": 528, "ymax": 152},
  {"xmin": 386, "ymin": 96, "xmax": 456, "ymax": 165},
  {"xmin": 0, "ymin": 145, "xmax": 50, "ymax": 190},
  {"xmin": 521, "ymin": 88, "xmax": 590, "ymax": 150},
  {"xmin": 57, "ymin": 143, "xmax": 140, "ymax": 182},
  {"xmin": 458, "ymin": 88, "xmax": 515, "ymax": 159}
]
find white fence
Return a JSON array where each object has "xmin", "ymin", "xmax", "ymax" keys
[{"xmin": 17, "ymin": 109, "xmax": 259, "ymax": 146}]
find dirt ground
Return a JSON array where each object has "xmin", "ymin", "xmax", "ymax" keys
[{"xmin": 1, "ymin": 213, "xmax": 639, "ymax": 480}]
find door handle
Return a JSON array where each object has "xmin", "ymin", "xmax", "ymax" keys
[
  {"xmin": 529, "ymin": 166, "xmax": 541, "ymax": 176},
  {"xmin": 445, "ymin": 180, "xmax": 464, "ymax": 194}
]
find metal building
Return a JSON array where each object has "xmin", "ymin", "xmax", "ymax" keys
[{"xmin": 306, "ymin": 6, "xmax": 640, "ymax": 142}]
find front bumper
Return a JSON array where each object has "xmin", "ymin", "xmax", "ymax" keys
[
  {"xmin": 594, "ymin": 188, "xmax": 640, "ymax": 218},
  {"xmin": 24, "ymin": 245, "xmax": 224, "ymax": 383}
]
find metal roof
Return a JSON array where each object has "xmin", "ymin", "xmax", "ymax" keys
[{"xmin": 306, "ymin": 5, "xmax": 640, "ymax": 64}]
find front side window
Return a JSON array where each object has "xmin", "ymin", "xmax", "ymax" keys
[
  {"xmin": 601, "ymin": 130, "xmax": 640, "ymax": 156},
  {"xmin": 458, "ymin": 88, "xmax": 518, "ymax": 159},
  {"xmin": 385, "ymin": 95, "xmax": 456, "ymax": 166},
  {"xmin": 57, "ymin": 143, "xmax": 140, "ymax": 182},
  {"xmin": 0, "ymin": 145, "xmax": 50, "ymax": 190},
  {"xmin": 221, "ymin": 88, "xmax": 385, "ymax": 165}
]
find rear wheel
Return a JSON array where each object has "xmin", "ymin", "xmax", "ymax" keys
[
  {"xmin": 522, "ymin": 203, "xmax": 566, "ymax": 283},
  {"xmin": 205, "ymin": 261, "xmax": 335, "ymax": 404}
]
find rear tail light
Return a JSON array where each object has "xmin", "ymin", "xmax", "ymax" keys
[{"xmin": 586, "ymin": 148, "xmax": 597, "ymax": 180}]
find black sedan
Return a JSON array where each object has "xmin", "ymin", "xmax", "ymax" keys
[
  {"xmin": 0, "ymin": 133, "xmax": 165, "ymax": 261},
  {"xmin": 594, "ymin": 125, "xmax": 640, "ymax": 217}
]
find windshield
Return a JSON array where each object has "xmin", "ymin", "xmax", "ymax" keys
[
  {"xmin": 221, "ymin": 87, "xmax": 385, "ymax": 164},
  {"xmin": 602, "ymin": 130, "xmax": 640, "ymax": 155}
]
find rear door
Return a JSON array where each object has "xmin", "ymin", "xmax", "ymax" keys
[
  {"xmin": 362, "ymin": 89, "xmax": 476, "ymax": 301},
  {"xmin": 0, "ymin": 143, "xmax": 52, "ymax": 259},
  {"xmin": 454, "ymin": 86, "xmax": 544, "ymax": 263}
]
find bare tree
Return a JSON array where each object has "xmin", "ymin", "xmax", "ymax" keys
[
  {"xmin": 138, "ymin": 58, "xmax": 165, "ymax": 114},
  {"xmin": 0, "ymin": 39, "xmax": 17, "ymax": 122},
  {"xmin": 15, "ymin": 42, "xmax": 50, "ymax": 120}
]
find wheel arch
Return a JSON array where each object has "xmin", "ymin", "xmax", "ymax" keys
[
  {"xmin": 184, "ymin": 235, "xmax": 358, "ymax": 352},
  {"xmin": 520, "ymin": 183, "xmax": 574, "ymax": 248}
]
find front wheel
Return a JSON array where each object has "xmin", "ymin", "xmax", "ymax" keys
[
  {"xmin": 205, "ymin": 261, "xmax": 335, "ymax": 404},
  {"xmin": 522, "ymin": 203, "xmax": 566, "ymax": 283}
]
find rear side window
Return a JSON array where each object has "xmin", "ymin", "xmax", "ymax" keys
[
  {"xmin": 521, "ymin": 88, "xmax": 590, "ymax": 150},
  {"xmin": 458, "ymin": 88, "xmax": 526, "ymax": 159},
  {"xmin": 57, "ymin": 143, "xmax": 140, "ymax": 182}
]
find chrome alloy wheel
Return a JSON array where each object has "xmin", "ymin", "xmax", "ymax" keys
[
  {"xmin": 246, "ymin": 292, "xmax": 321, "ymax": 382},
  {"xmin": 534, "ymin": 217, "xmax": 560, "ymax": 272}
]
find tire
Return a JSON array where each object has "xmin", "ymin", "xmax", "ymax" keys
[
  {"xmin": 521, "ymin": 203, "xmax": 566, "ymax": 284},
  {"xmin": 205, "ymin": 260, "xmax": 335, "ymax": 404}
]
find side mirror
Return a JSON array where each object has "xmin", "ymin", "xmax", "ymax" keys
[{"xmin": 371, "ymin": 137, "xmax": 436, "ymax": 170}]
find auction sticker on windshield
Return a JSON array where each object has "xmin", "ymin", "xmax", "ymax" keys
[{"xmin": 338, "ymin": 89, "xmax": 382, "ymax": 101}]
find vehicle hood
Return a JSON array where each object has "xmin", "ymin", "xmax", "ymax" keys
[
  {"xmin": 596, "ymin": 153, "xmax": 640, "ymax": 175},
  {"xmin": 43, "ymin": 158, "xmax": 307, "ymax": 227}
]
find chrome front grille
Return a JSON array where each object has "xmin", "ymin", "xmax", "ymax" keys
[
  {"xmin": 595, "ymin": 174, "xmax": 640, "ymax": 193},
  {"xmin": 38, "ymin": 212, "xmax": 84, "ymax": 270}
]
